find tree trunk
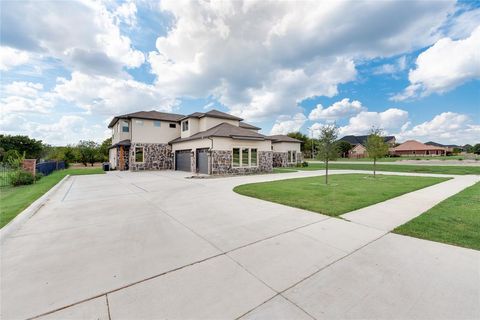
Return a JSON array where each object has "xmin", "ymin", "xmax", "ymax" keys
[
  {"xmin": 325, "ymin": 160, "xmax": 329, "ymax": 184},
  {"xmin": 373, "ymin": 158, "xmax": 376, "ymax": 177}
]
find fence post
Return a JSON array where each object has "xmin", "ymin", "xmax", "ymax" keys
[{"xmin": 22, "ymin": 159, "xmax": 37, "ymax": 176}]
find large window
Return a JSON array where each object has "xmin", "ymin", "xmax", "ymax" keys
[
  {"xmin": 233, "ymin": 148, "xmax": 240, "ymax": 167},
  {"xmin": 135, "ymin": 120, "xmax": 144, "ymax": 126},
  {"xmin": 232, "ymin": 147, "xmax": 258, "ymax": 167},
  {"xmin": 287, "ymin": 150, "xmax": 297, "ymax": 163},
  {"xmin": 182, "ymin": 120, "xmax": 189, "ymax": 131},
  {"xmin": 135, "ymin": 147, "xmax": 144, "ymax": 163},
  {"xmin": 251, "ymin": 148, "xmax": 257, "ymax": 166},
  {"xmin": 122, "ymin": 121, "xmax": 129, "ymax": 133},
  {"xmin": 154, "ymin": 120, "xmax": 161, "ymax": 127},
  {"xmin": 169, "ymin": 123, "xmax": 176, "ymax": 128}
]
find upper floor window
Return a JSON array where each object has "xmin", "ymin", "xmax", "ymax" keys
[
  {"xmin": 135, "ymin": 120, "xmax": 144, "ymax": 126},
  {"xmin": 122, "ymin": 121, "xmax": 129, "ymax": 133},
  {"xmin": 182, "ymin": 120, "xmax": 189, "ymax": 131},
  {"xmin": 169, "ymin": 123, "xmax": 176, "ymax": 128},
  {"xmin": 154, "ymin": 120, "xmax": 161, "ymax": 127}
]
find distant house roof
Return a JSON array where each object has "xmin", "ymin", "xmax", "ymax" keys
[
  {"xmin": 170, "ymin": 122, "xmax": 266, "ymax": 144},
  {"xmin": 339, "ymin": 135, "xmax": 395, "ymax": 146},
  {"xmin": 109, "ymin": 139, "xmax": 131, "ymax": 149},
  {"xmin": 239, "ymin": 122, "xmax": 261, "ymax": 130},
  {"xmin": 394, "ymin": 140, "xmax": 446, "ymax": 151},
  {"xmin": 425, "ymin": 141, "xmax": 462, "ymax": 149},
  {"xmin": 108, "ymin": 111, "xmax": 184, "ymax": 128},
  {"xmin": 267, "ymin": 135, "xmax": 302, "ymax": 143},
  {"xmin": 181, "ymin": 109, "xmax": 243, "ymax": 121}
]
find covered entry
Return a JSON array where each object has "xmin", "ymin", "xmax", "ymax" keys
[
  {"xmin": 196, "ymin": 148, "xmax": 209, "ymax": 174},
  {"xmin": 175, "ymin": 150, "xmax": 191, "ymax": 172}
]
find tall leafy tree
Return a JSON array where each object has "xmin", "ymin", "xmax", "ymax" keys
[
  {"xmin": 365, "ymin": 127, "xmax": 389, "ymax": 177},
  {"xmin": 77, "ymin": 140, "xmax": 99, "ymax": 166},
  {"xmin": 336, "ymin": 140, "xmax": 353, "ymax": 158},
  {"xmin": 317, "ymin": 124, "xmax": 339, "ymax": 184},
  {"xmin": 472, "ymin": 143, "xmax": 480, "ymax": 155},
  {"xmin": 98, "ymin": 137, "xmax": 112, "ymax": 162},
  {"xmin": 0, "ymin": 135, "xmax": 44, "ymax": 160}
]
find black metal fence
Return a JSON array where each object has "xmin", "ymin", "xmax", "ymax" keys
[
  {"xmin": 36, "ymin": 161, "xmax": 66, "ymax": 176},
  {"xmin": 0, "ymin": 164, "xmax": 12, "ymax": 187}
]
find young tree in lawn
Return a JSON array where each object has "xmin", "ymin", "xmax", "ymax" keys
[
  {"xmin": 317, "ymin": 124, "xmax": 339, "ymax": 184},
  {"xmin": 365, "ymin": 127, "xmax": 389, "ymax": 177}
]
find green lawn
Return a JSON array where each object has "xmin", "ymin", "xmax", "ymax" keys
[
  {"xmin": 394, "ymin": 182, "xmax": 480, "ymax": 250},
  {"xmin": 332, "ymin": 155, "xmax": 478, "ymax": 162},
  {"xmin": 283, "ymin": 163, "xmax": 480, "ymax": 175},
  {"xmin": 0, "ymin": 167, "xmax": 104, "ymax": 228},
  {"xmin": 234, "ymin": 174, "xmax": 448, "ymax": 216}
]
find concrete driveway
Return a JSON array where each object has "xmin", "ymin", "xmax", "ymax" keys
[{"xmin": 1, "ymin": 170, "xmax": 479, "ymax": 319}]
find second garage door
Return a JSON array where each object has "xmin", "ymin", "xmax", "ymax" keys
[{"xmin": 175, "ymin": 150, "xmax": 191, "ymax": 172}]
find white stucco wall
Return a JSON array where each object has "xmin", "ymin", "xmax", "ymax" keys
[
  {"xmin": 199, "ymin": 117, "xmax": 239, "ymax": 131},
  {"xmin": 180, "ymin": 118, "xmax": 200, "ymax": 138},
  {"xmin": 109, "ymin": 148, "xmax": 117, "ymax": 169},
  {"xmin": 111, "ymin": 120, "xmax": 131, "ymax": 144},
  {"xmin": 271, "ymin": 142, "xmax": 301, "ymax": 152},
  {"xmin": 213, "ymin": 137, "xmax": 271, "ymax": 151},
  {"xmin": 171, "ymin": 138, "xmax": 212, "ymax": 152},
  {"xmin": 131, "ymin": 119, "xmax": 180, "ymax": 144}
]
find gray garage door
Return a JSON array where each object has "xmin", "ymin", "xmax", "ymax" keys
[
  {"xmin": 175, "ymin": 150, "xmax": 191, "ymax": 172},
  {"xmin": 196, "ymin": 148, "xmax": 209, "ymax": 174}
]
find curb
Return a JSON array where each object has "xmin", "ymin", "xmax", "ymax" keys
[{"xmin": 0, "ymin": 174, "xmax": 71, "ymax": 244}]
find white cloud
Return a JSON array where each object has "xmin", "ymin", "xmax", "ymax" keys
[
  {"xmin": 0, "ymin": 47, "xmax": 30, "ymax": 71},
  {"xmin": 308, "ymin": 98, "xmax": 364, "ymax": 121},
  {"xmin": 392, "ymin": 26, "xmax": 480, "ymax": 101},
  {"xmin": 397, "ymin": 112, "xmax": 479, "ymax": 144},
  {"xmin": 339, "ymin": 108, "xmax": 409, "ymax": 136},
  {"xmin": 54, "ymin": 72, "xmax": 178, "ymax": 116},
  {"xmin": 373, "ymin": 56, "xmax": 407, "ymax": 75},
  {"xmin": 148, "ymin": 0, "xmax": 454, "ymax": 120},
  {"xmin": 2, "ymin": 0, "xmax": 144, "ymax": 76},
  {"xmin": 270, "ymin": 113, "xmax": 307, "ymax": 135},
  {"xmin": 1, "ymin": 81, "xmax": 54, "ymax": 113},
  {"xmin": 115, "ymin": 0, "xmax": 138, "ymax": 27}
]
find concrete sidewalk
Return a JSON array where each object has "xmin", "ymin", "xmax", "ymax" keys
[{"xmin": 1, "ymin": 170, "xmax": 478, "ymax": 319}]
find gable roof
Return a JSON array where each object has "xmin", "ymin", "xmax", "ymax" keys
[
  {"xmin": 108, "ymin": 110, "xmax": 184, "ymax": 128},
  {"xmin": 267, "ymin": 135, "xmax": 302, "ymax": 143},
  {"xmin": 394, "ymin": 140, "xmax": 446, "ymax": 151},
  {"xmin": 339, "ymin": 135, "xmax": 395, "ymax": 146},
  {"xmin": 239, "ymin": 122, "xmax": 261, "ymax": 130},
  {"xmin": 181, "ymin": 109, "xmax": 243, "ymax": 121},
  {"xmin": 170, "ymin": 122, "xmax": 266, "ymax": 143}
]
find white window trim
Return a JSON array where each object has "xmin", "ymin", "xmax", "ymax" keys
[
  {"xmin": 232, "ymin": 147, "xmax": 258, "ymax": 168},
  {"xmin": 182, "ymin": 120, "xmax": 189, "ymax": 131},
  {"xmin": 122, "ymin": 120, "xmax": 129, "ymax": 132},
  {"xmin": 134, "ymin": 146, "xmax": 145, "ymax": 163},
  {"xmin": 135, "ymin": 119, "xmax": 144, "ymax": 126}
]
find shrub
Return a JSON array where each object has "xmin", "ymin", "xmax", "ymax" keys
[
  {"xmin": 10, "ymin": 170, "xmax": 35, "ymax": 186},
  {"xmin": 302, "ymin": 161, "xmax": 309, "ymax": 167},
  {"xmin": 35, "ymin": 172, "xmax": 44, "ymax": 181}
]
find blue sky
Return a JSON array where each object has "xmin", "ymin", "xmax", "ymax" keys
[{"xmin": 1, "ymin": 0, "xmax": 479, "ymax": 146}]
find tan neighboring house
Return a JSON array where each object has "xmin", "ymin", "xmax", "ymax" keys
[
  {"xmin": 338, "ymin": 135, "xmax": 396, "ymax": 158},
  {"xmin": 391, "ymin": 140, "xmax": 447, "ymax": 156},
  {"xmin": 267, "ymin": 135, "xmax": 302, "ymax": 167},
  {"xmin": 108, "ymin": 109, "xmax": 301, "ymax": 174}
]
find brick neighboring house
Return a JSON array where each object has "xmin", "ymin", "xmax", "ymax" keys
[
  {"xmin": 108, "ymin": 109, "xmax": 301, "ymax": 174},
  {"xmin": 391, "ymin": 140, "xmax": 447, "ymax": 156},
  {"xmin": 338, "ymin": 135, "xmax": 396, "ymax": 158}
]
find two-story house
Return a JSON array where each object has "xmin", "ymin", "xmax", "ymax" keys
[{"xmin": 108, "ymin": 109, "xmax": 301, "ymax": 174}]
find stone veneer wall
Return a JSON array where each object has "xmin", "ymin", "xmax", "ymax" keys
[
  {"xmin": 273, "ymin": 152, "xmax": 288, "ymax": 167},
  {"xmin": 116, "ymin": 146, "xmax": 130, "ymax": 170},
  {"xmin": 129, "ymin": 143, "xmax": 173, "ymax": 171},
  {"xmin": 211, "ymin": 150, "xmax": 273, "ymax": 175}
]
